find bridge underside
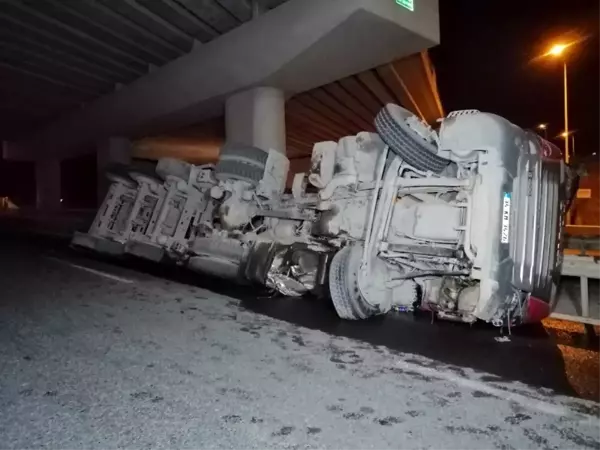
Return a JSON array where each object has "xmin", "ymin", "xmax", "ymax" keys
[{"xmin": 0, "ymin": 0, "xmax": 441, "ymax": 206}]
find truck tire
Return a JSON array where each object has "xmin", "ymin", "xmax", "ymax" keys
[
  {"xmin": 328, "ymin": 245, "xmax": 378, "ymax": 320},
  {"xmin": 215, "ymin": 143, "xmax": 268, "ymax": 186},
  {"xmin": 375, "ymin": 103, "xmax": 451, "ymax": 174}
]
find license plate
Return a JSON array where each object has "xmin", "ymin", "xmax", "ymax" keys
[{"xmin": 501, "ymin": 193, "xmax": 511, "ymax": 244}]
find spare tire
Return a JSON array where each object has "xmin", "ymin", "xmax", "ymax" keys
[
  {"xmin": 215, "ymin": 143, "xmax": 268, "ymax": 186},
  {"xmin": 375, "ymin": 104, "xmax": 450, "ymax": 174},
  {"xmin": 156, "ymin": 158, "xmax": 192, "ymax": 181}
]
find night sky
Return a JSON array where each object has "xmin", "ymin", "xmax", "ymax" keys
[{"xmin": 431, "ymin": 0, "xmax": 599, "ymax": 160}]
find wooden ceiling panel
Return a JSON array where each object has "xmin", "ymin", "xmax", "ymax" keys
[
  {"xmin": 309, "ymin": 88, "xmax": 369, "ymax": 131},
  {"xmin": 337, "ymin": 76, "xmax": 381, "ymax": 117},
  {"xmin": 294, "ymin": 93, "xmax": 356, "ymax": 135},
  {"xmin": 286, "ymin": 127, "xmax": 329, "ymax": 147},
  {"xmin": 285, "ymin": 111, "xmax": 335, "ymax": 142},
  {"xmin": 322, "ymin": 83, "xmax": 375, "ymax": 129},
  {"xmin": 287, "ymin": 98, "xmax": 350, "ymax": 138},
  {"xmin": 356, "ymin": 70, "xmax": 396, "ymax": 106},
  {"xmin": 285, "ymin": 135, "xmax": 313, "ymax": 156}
]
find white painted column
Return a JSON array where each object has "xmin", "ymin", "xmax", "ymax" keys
[
  {"xmin": 97, "ymin": 137, "xmax": 132, "ymax": 205},
  {"xmin": 225, "ymin": 87, "xmax": 286, "ymax": 155},
  {"xmin": 36, "ymin": 159, "xmax": 61, "ymax": 211}
]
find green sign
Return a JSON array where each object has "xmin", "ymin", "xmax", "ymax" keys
[{"xmin": 396, "ymin": 0, "xmax": 414, "ymax": 11}]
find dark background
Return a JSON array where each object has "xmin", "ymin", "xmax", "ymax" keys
[
  {"xmin": 1, "ymin": 0, "xmax": 598, "ymax": 207},
  {"xmin": 431, "ymin": 0, "xmax": 599, "ymax": 158}
]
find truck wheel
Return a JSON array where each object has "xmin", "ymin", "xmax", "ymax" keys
[
  {"xmin": 215, "ymin": 143, "xmax": 268, "ymax": 186},
  {"xmin": 328, "ymin": 245, "xmax": 378, "ymax": 320},
  {"xmin": 375, "ymin": 103, "xmax": 451, "ymax": 174}
]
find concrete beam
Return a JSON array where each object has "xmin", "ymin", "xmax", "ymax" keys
[
  {"xmin": 35, "ymin": 159, "xmax": 61, "ymax": 211},
  {"xmin": 5, "ymin": 0, "xmax": 439, "ymax": 161}
]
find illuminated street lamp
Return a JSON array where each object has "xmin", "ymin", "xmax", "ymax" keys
[
  {"xmin": 537, "ymin": 123, "xmax": 548, "ymax": 139},
  {"xmin": 560, "ymin": 131, "xmax": 575, "ymax": 158},
  {"xmin": 547, "ymin": 43, "xmax": 568, "ymax": 57},
  {"xmin": 542, "ymin": 42, "xmax": 573, "ymax": 163}
]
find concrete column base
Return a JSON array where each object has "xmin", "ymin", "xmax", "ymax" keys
[
  {"xmin": 225, "ymin": 87, "xmax": 286, "ymax": 155},
  {"xmin": 36, "ymin": 160, "xmax": 61, "ymax": 212},
  {"xmin": 97, "ymin": 137, "xmax": 132, "ymax": 205}
]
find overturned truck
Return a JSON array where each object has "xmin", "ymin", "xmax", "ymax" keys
[{"xmin": 73, "ymin": 105, "xmax": 574, "ymax": 326}]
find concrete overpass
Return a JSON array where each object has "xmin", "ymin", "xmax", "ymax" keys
[{"xmin": 0, "ymin": 0, "xmax": 441, "ymax": 209}]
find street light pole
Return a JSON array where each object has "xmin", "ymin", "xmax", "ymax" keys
[
  {"xmin": 571, "ymin": 134, "xmax": 575, "ymax": 158},
  {"xmin": 563, "ymin": 61, "xmax": 570, "ymax": 163},
  {"xmin": 543, "ymin": 42, "xmax": 574, "ymax": 164}
]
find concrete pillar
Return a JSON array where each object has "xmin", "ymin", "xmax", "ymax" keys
[
  {"xmin": 36, "ymin": 159, "xmax": 61, "ymax": 211},
  {"xmin": 225, "ymin": 87, "xmax": 286, "ymax": 155},
  {"xmin": 97, "ymin": 137, "xmax": 132, "ymax": 205}
]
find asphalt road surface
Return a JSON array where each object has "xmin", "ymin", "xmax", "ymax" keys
[{"xmin": 0, "ymin": 234, "xmax": 599, "ymax": 449}]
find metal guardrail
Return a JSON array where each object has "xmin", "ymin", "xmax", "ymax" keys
[
  {"xmin": 565, "ymin": 226, "xmax": 600, "ymax": 256},
  {"xmin": 554, "ymin": 255, "xmax": 599, "ymax": 326},
  {"xmin": 556, "ymin": 227, "xmax": 600, "ymax": 325}
]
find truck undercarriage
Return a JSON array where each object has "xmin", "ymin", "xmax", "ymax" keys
[{"xmin": 73, "ymin": 104, "xmax": 575, "ymax": 326}]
